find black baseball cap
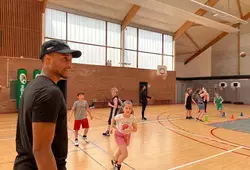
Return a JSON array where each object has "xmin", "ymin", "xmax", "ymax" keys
[{"xmin": 40, "ymin": 39, "xmax": 82, "ymax": 59}]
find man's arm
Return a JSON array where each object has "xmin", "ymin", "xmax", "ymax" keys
[
  {"xmin": 32, "ymin": 88, "xmax": 61, "ymax": 170},
  {"xmin": 32, "ymin": 123, "xmax": 57, "ymax": 170}
]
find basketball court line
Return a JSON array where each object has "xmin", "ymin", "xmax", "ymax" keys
[
  {"xmin": 157, "ymin": 112, "xmax": 250, "ymax": 157},
  {"xmin": 68, "ymin": 138, "xmax": 107, "ymax": 170},
  {"xmin": 169, "ymin": 146, "xmax": 244, "ymax": 170},
  {"xmin": 68, "ymin": 127, "xmax": 136, "ymax": 170},
  {"xmin": 164, "ymin": 112, "xmax": 250, "ymax": 150},
  {"xmin": 210, "ymin": 127, "xmax": 250, "ymax": 149}
]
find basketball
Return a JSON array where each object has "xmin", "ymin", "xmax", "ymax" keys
[{"xmin": 240, "ymin": 52, "xmax": 246, "ymax": 57}]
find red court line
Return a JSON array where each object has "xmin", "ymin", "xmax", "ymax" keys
[
  {"xmin": 210, "ymin": 127, "xmax": 250, "ymax": 150},
  {"xmin": 166, "ymin": 113, "xmax": 238, "ymax": 148},
  {"xmin": 157, "ymin": 112, "xmax": 250, "ymax": 157}
]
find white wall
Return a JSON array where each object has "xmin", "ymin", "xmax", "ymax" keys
[
  {"xmin": 176, "ymin": 47, "xmax": 212, "ymax": 77},
  {"xmin": 212, "ymin": 21, "xmax": 250, "ymax": 76}
]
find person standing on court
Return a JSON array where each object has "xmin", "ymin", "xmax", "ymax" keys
[
  {"xmin": 13, "ymin": 40, "xmax": 81, "ymax": 170},
  {"xmin": 140, "ymin": 85, "xmax": 150, "ymax": 120}
]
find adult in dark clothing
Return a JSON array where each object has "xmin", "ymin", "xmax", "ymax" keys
[
  {"xmin": 140, "ymin": 85, "xmax": 150, "ymax": 120},
  {"xmin": 13, "ymin": 40, "xmax": 81, "ymax": 170}
]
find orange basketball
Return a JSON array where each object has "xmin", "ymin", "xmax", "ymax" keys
[{"xmin": 240, "ymin": 52, "xmax": 246, "ymax": 57}]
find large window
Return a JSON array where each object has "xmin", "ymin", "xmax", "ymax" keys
[
  {"xmin": 68, "ymin": 42, "xmax": 105, "ymax": 65},
  {"xmin": 107, "ymin": 23, "xmax": 121, "ymax": 67},
  {"xmin": 45, "ymin": 9, "xmax": 66, "ymax": 40},
  {"xmin": 68, "ymin": 14, "xmax": 105, "ymax": 45},
  {"xmin": 45, "ymin": 8, "xmax": 174, "ymax": 70}
]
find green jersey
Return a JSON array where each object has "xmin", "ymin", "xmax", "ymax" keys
[{"xmin": 215, "ymin": 96, "xmax": 223, "ymax": 110}]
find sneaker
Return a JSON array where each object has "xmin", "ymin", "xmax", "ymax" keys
[
  {"xmin": 189, "ymin": 116, "xmax": 194, "ymax": 119},
  {"xmin": 114, "ymin": 164, "xmax": 121, "ymax": 170},
  {"xmin": 83, "ymin": 136, "xmax": 89, "ymax": 143},
  {"xmin": 186, "ymin": 116, "xmax": 189, "ymax": 119},
  {"xmin": 142, "ymin": 117, "xmax": 147, "ymax": 120},
  {"xmin": 222, "ymin": 112, "xmax": 225, "ymax": 117},
  {"xmin": 74, "ymin": 139, "xmax": 79, "ymax": 146},
  {"xmin": 102, "ymin": 130, "xmax": 110, "ymax": 136},
  {"xmin": 111, "ymin": 159, "xmax": 117, "ymax": 167}
]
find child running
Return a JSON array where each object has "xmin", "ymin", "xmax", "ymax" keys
[
  {"xmin": 103, "ymin": 87, "xmax": 122, "ymax": 136},
  {"xmin": 214, "ymin": 92, "xmax": 225, "ymax": 117},
  {"xmin": 110, "ymin": 100, "xmax": 137, "ymax": 170},
  {"xmin": 69, "ymin": 92, "xmax": 93, "ymax": 146},
  {"xmin": 184, "ymin": 88, "xmax": 196, "ymax": 119}
]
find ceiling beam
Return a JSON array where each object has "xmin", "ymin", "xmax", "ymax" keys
[
  {"xmin": 185, "ymin": 32, "xmax": 200, "ymax": 50},
  {"xmin": 236, "ymin": 0, "xmax": 243, "ymax": 18},
  {"xmin": 122, "ymin": 5, "xmax": 141, "ymax": 30},
  {"xmin": 42, "ymin": 0, "xmax": 48, "ymax": 13},
  {"xmin": 191, "ymin": 21, "xmax": 231, "ymax": 27},
  {"xmin": 176, "ymin": 51, "xmax": 197, "ymax": 55},
  {"xmin": 184, "ymin": 12, "xmax": 250, "ymax": 65},
  {"xmin": 174, "ymin": 0, "xmax": 219, "ymax": 41}
]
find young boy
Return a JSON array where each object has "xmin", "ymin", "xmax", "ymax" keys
[
  {"xmin": 69, "ymin": 92, "xmax": 93, "ymax": 146},
  {"xmin": 214, "ymin": 92, "xmax": 225, "ymax": 117}
]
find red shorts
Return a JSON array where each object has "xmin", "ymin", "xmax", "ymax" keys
[
  {"xmin": 74, "ymin": 118, "xmax": 89, "ymax": 130},
  {"xmin": 115, "ymin": 130, "xmax": 131, "ymax": 146}
]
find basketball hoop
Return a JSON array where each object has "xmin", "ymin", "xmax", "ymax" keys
[{"xmin": 162, "ymin": 72, "xmax": 168, "ymax": 80}]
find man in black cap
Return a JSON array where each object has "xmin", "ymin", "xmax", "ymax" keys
[{"xmin": 13, "ymin": 39, "xmax": 81, "ymax": 170}]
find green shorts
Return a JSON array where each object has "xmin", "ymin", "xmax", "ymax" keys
[{"xmin": 217, "ymin": 104, "xmax": 223, "ymax": 111}]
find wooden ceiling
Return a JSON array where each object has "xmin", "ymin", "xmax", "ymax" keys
[{"xmin": 44, "ymin": 0, "xmax": 250, "ymax": 63}]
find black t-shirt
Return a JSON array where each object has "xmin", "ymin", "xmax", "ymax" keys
[
  {"xmin": 14, "ymin": 75, "xmax": 68, "ymax": 170},
  {"xmin": 140, "ymin": 90, "xmax": 147, "ymax": 104}
]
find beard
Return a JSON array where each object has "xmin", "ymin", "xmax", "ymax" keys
[{"xmin": 54, "ymin": 69, "xmax": 69, "ymax": 79}]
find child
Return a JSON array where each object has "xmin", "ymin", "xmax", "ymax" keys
[
  {"xmin": 69, "ymin": 92, "xmax": 93, "ymax": 146},
  {"xmin": 184, "ymin": 88, "xmax": 196, "ymax": 119},
  {"xmin": 194, "ymin": 89, "xmax": 206, "ymax": 122},
  {"xmin": 102, "ymin": 87, "xmax": 122, "ymax": 136},
  {"xmin": 202, "ymin": 87, "xmax": 209, "ymax": 113},
  {"xmin": 214, "ymin": 92, "xmax": 225, "ymax": 117},
  {"xmin": 110, "ymin": 100, "xmax": 137, "ymax": 170}
]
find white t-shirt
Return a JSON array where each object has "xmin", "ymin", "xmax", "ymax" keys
[{"xmin": 115, "ymin": 114, "xmax": 137, "ymax": 134}]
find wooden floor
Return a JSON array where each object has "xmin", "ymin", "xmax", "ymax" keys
[{"xmin": 1, "ymin": 103, "xmax": 250, "ymax": 170}]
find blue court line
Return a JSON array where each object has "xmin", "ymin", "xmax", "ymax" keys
[{"xmin": 68, "ymin": 127, "xmax": 136, "ymax": 170}]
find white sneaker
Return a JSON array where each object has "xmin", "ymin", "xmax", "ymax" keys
[{"xmin": 74, "ymin": 140, "xmax": 79, "ymax": 146}]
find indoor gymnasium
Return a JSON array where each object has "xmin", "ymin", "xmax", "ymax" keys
[{"xmin": 1, "ymin": 0, "xmax": 250, "ymax": 169}]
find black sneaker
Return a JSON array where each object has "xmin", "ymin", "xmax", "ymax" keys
[
  {"xmin": 186, "ymin": 116, "xmax": 189, "ymax": 119},
  {"xmin": 142, "ymin": 117, "xmax": 147, "ymax": 120},
  {"xmin": 102, "ymin": 130, "xmax": 110, "ymax": 136},
  {"xmin": 114, "ymin": 164, "xmax": 121, "ymax": 170},
  {"xmin": 189, "ymin": 116, "xmax": 194, "ymax": 119},
  {"xmin": 111, "ymin": 159, "xmax": 117, "ymax": 167}
]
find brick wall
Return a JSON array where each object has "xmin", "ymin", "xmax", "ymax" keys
[
  {"xmin": 0, "ymin": 0, "xmax": 42, "ymax": 58},
  {"xmin": 0, "ymin": 57, "xmax": 176, "ymax": 113}
]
